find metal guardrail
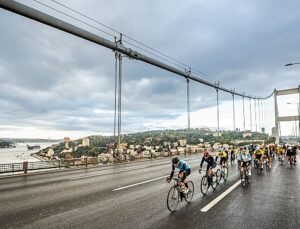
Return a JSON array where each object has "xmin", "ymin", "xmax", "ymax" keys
[
  {"xmin": 0, "ymin": 163, "xmax": 23, "ymax": 173},
  {"xmin": 0, "ymin": 158, "xmax": 98, "ymax": 175},
  {"xmin": 0, "ymin": 161, "xmax": 60, "ymax": 174}
]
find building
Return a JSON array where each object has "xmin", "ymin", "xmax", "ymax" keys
[
  {"xmin": 82, "ymin": 137, "xmax": 90, "ymax": 147},
  {"xmin": 64, "ymin": 137, "xmax": 71, "ymax": 149},
  {"xmin": 213, "ymin": 132, "xmax": 222, "ymax": 137},
  {"xmin": 179, "ymin": 139, "xmax": 187, "ymax": 147},
  {"xmin": 47, "ymin": 148, "xmax": 54, "ymax": 158},
  {"xmin": 243, "ymin": 132, "xmax": 252, "ymax": 138}
]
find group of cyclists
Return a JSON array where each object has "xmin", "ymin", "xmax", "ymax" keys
[{"xmin": 166, "ymin": 143, "xmax": 299, "ymax": 195}]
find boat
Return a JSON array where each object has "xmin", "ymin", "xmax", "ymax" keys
[{"xmin": 27, "ymin": 144, "xmax": 41, "ymax": 150}]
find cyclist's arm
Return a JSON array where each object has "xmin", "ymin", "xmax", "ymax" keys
[
  {"xmin": 169, "ymin": 164, "xmax": 175, "ymax": 179},
  {"xmin": 200, "ymin": 157, "xmax": 205, "ymax": 167},
  {"xmin": 181, "ymin": 162, "xmax": 187, "ymax": 172}
]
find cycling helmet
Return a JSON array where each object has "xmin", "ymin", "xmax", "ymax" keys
[
  {"xmin": 172, "ymin": 156, "xmax": 180, "ymax": 164},
  {"xmin": 256, "ymin": 146, "xmax": 260, "ymax": 150},
  {"xmin": 204, "ymin": 151, "xmax": 209, "ymax": 157}
]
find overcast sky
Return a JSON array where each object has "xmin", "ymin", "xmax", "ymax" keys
[{"xmin": 0, "ymin": 0, "xmax": 299, "ymax": 139}]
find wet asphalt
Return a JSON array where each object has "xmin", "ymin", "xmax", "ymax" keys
[{"xmin": 0, "ymin": 154, "xmax": 299, "ymax": 229}]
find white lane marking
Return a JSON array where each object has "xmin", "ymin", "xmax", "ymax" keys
[
  {"xmin": 112, "ymin": 175, "xmax": 169, "ymax": 191},
  {"xmin": 200, "ymin": 180, "xmax": 241, "ymax": 212}
]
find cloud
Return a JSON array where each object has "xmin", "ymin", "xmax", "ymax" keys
[{"xmin": 0, "ymin": 0, "xmax": 299, "ymax": 138}]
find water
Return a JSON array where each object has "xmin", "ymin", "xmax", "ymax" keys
[{"xmin": 0, "ymin": 142, "xmax": 58, "ymax": 164}]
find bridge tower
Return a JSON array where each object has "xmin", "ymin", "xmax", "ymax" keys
[{"xmin": 274, "ymin": 86, "xmax": 300, "ymax": 144}]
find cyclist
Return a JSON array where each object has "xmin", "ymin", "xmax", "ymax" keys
[
  {"xmin": 293, "ymin": 146, "xmax": 298, "ymax": 163},
  {"xmin": 166, "ymin": 156, "xmax": 191, "ymax": 194},
  {"xmin": 200, "ymin": 151, "xmax": 216, "ymax": 182},
  {"xmin": 238, "ymin": 149, "xmax": 252, "ymax": 182},
  {"xmin": 277, "ymin": 145, "xmax": 285, "ymax": 162},
  {"xmin": 230, "ymin": 147, "xmax": 236, "ymax": 165},
  {"xmin": 254, "ymin": 146, "xmax": 264, "ymax": 169},
  {"xmin": 215, "ymin": 148, "xmax": 228, "ymax": 167},
  {"xmin": 263, "ymin": 145, "xmax": 272, "ymax": 168},
  {"xmin": 286, "ymin": 146, "xmax": 296, "ymax": 165}
]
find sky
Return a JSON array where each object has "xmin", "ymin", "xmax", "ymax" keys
[{"xmin": 0, "ymin": 0, "xmax": 299, "ymax": 139}]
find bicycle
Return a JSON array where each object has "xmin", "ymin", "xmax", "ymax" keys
[
  {"xmin": 166, "ymin": 178, "xmax": 194, "ymax": 212},
  {"xmin": 217, "ymin": 162, "xmax": 228, "ymax": 182},
  {"xmin": 199, "ymin": 168, "xmax": 219, "ymax": 195},
  {"xmin": 278, "ymin": 154, "xmax": 285, "ymax": 165},
  {"xmin": 239, "ymin": 161, "xmax": 251, "ymax": 187},
  {"xmin": 254, "ymin": 159, "xmax": 263, "ymax": 175},
  {"xmin": 263, "ymin": 156, "xmax": 271, "ymax": 171},
  {"xmin": 288, "ymin": 155, "xmax": 295, "ymax": 169}
]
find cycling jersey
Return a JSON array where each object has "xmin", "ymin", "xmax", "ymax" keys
[
  {"xmin": 238, "ymin": 153, "xmax": 252, "ymax": 162},
  {"xmin": 216, "ymin": 151, "xmax": 227, "ymax": 158},
  {"xmin": 254, "ymin": 149, "xmax": 263, "ymax": 155},
  {"xmin": 169, "ymin": 160, "xmax": 190, "ymax": 180},
  {"xmin": 200, "ymin": 155, "xmax": 216, "ymax": 171},
  {"xmin": 254, "ymin": 149, "xmax": 264, "ymax": 160}
]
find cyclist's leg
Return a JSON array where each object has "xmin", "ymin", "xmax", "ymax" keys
[
  {"xmin": 183, "ymin": 169, "xmax": 191, "ymax": 187},
  {"xmin": 248, "ymin": 162, "xmax": 252, "ymax": 176},
  {"xmin": 220, "ymin": 158, "xmax": 225, "ymax": 167},
  {"xmin": 178, "ymin": 172, "xmax": 185, "ymax": 190}
]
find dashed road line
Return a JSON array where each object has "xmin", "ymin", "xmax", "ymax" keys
[
  {"xmin": 112, "ymin": 175, "xmax": 169, "ymax": 191},
  {"xmin": 200, "ymin": 180, "xmax": 241, "ymax": 212}
]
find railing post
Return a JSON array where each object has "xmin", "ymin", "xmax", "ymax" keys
[{"xmin": 23, "ymin": 161, "xmax": 28, "ymax": 174}]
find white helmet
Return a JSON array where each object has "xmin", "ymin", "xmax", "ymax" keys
[{"xmin": 256, "ymin": 146, "xmax": 260, "ymax": 150}]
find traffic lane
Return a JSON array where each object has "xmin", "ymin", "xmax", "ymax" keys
[
  {"xmin": 153, "ymin": 160, "xmax": 300, "ymax": 229},
  {"xmin": 203, "ymin": 160, "xmax": 300, "ymax": 229},
  {"xmin": 0, "ymin": 158, "xmax": 201, "ymax": 214},
  {"xmin": 0, "ymin": 156, "xmax": 239, "ymax": 229},
  {"xmin": 143, "ymin": 165, "xmax": 242, "ymax": 229},
  {"xmin": 0, "ymin": 157, "xmax": 172, "ymax": 191},
  {"xmin": 0, "ymin": 154, "xmax": 202, "ymax": 199},
  {"xmin": 0, "ymin": 157, "xmax": 202, "ymax": 228},
  {"xmin": 49, "ymin": 164, "xmax": 241, "ymax": 229},
  {"xmin": 0, "ymin": 154, "xmax": 200, "ymax": 191},
  {"xmin": 38, "ymin": 163, "xmax": 241, "ymax": 229}
]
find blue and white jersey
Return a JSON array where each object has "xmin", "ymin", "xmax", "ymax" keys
[
  {"xmin": 175, "ymin": 160, "xmax": 190, "ymax": 172},
  {"xmin": 238, "ymin": 153, "xmax": 252, "ymax": 162}
]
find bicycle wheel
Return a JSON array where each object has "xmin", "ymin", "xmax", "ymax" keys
[
  {"xmin": 216, "ymin": 169, "xmax": 221, "ymax": 184},
  {"xmin": 211, "ymin": 174, "xmax": 217, "ymax": 190},
  {"xmin": 167, "ymin": 186, "xmax": 179, "ymax": 212},
  {"xmin": 223, "ymin": 167, "xmax": 228, "ymax": 181},
  {"xmin": 184, "ymin": 181, "xmax": 194, "ymax": 203},
  {"xmin": 257, "ymin": 162, "xmax": 261, "ymax": 175},
  {"xmin": 290, "ymin": 158, "xmax": 293, "ymax": 169},
  {"xmin": 200, "ymin": 176, "xmax": 209, "ymax": 195}
]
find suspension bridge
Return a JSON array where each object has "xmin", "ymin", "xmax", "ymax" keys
[
  {"xmin": 0, "ymin": 1, "xmax": 300, "ymax": 229},
  {"xmin": 1, "ymin": 0, "xmax": 299, "ymax": 145}
]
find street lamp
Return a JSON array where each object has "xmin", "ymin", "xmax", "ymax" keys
[
  {"xmin": 284, "ymin": 62, "xmax": 300, "ymax": 67},
  {"xmin": 284, "ymin": 63, "xmax": 300, "ymax": 145}
]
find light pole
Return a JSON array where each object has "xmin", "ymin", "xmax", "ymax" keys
[
  {"xmin": 285, "ymin": 62, "xmax": 300, "ymax": 144},
  {"xmin": 284, "ymin": 62, "xmax": 300, "ymax": 67}
]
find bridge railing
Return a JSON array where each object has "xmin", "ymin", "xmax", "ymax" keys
[{"xmin": 0, "ymin": 161, "xmax": 61, "ymax": 174}]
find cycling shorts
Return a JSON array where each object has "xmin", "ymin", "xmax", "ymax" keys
[
  {"xmin": 179, "ymin": 168, "xmax": 191, "ymax": 181},
  {"xmin": 220, "ymin": 157, "xmax": 227, "ymax": 165},
  {"xmin": 255, "ymin": 154, "xmax": 263, "ymax": 160}
]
